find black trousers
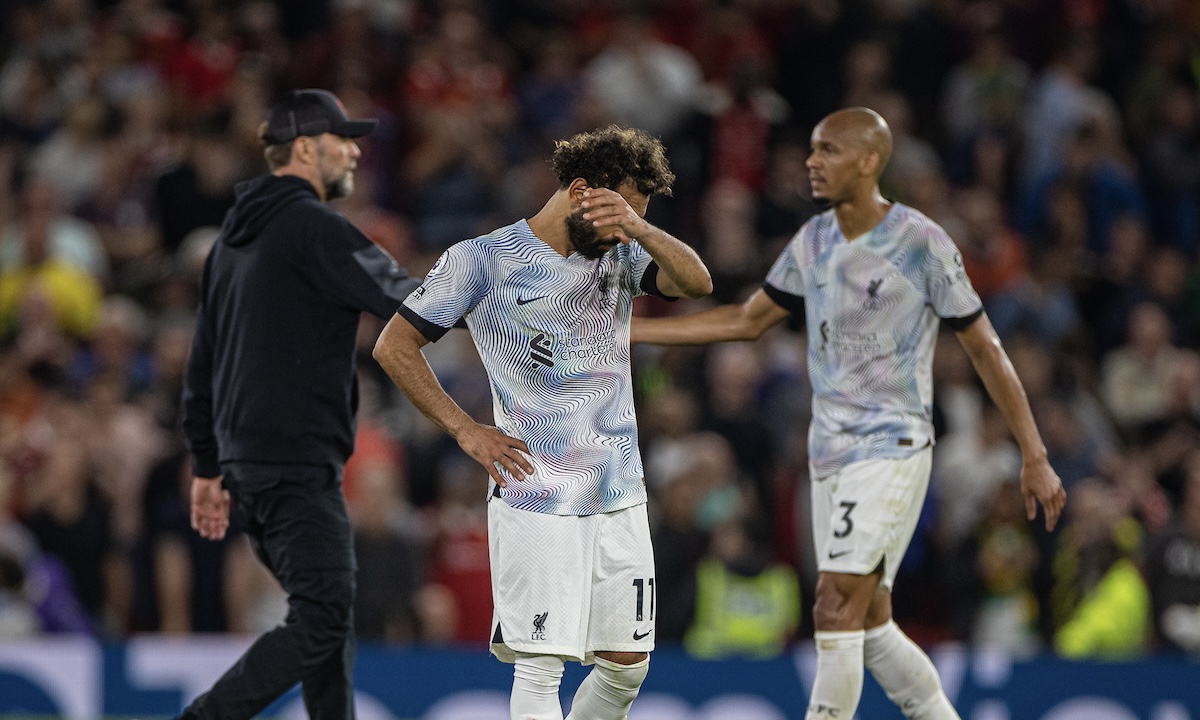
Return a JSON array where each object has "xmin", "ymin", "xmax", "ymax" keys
[{"xmin": 180, "ymin": 462, "xmax": 357, "ymax": 720}]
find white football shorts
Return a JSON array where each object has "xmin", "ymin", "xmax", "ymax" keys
[
  {"xmin": 488, "ymin": 496, "xmax": 656, "ymax": 664},
  {"xmin": 811, "ymin": 447, "xmax": 932, "ymax": 591}
]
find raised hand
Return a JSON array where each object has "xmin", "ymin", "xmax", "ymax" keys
[{"xmin": 581, "ymin": 187, "xmax": 651, "ymax": 243}]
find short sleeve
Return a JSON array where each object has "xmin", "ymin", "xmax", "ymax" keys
[
  {"xmin": 763, "ymin": 230, "xmax": 806, "ymax": 313},
  {"xmin": 628, "ymin": 241, "xmax": 657, "ymax": 298},
  {"xmin": 924, "ymin": 223, "xmax": 983, "ymax": 322},
  {"xmin": 400, "ymin": 241, "xmax": 490, "ymax": 342}
]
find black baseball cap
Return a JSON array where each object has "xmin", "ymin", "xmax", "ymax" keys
[{"xmin": 262, "ymin": 89, "xmax": 377, "ymax": 145}]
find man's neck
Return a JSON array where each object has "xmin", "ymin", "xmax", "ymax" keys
[
  {"xmin": 833, "ymin": 187, "xmax": 891, "ymax": 241},
  {"xmin": 527, "ymin": 190, "xmax": 573, "ymax": 257},
  {"xmin": 274, "ymin": 166, "xmax": 326, "ymax": 202}
]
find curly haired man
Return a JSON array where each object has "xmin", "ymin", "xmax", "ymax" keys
[{"xmin": 373, "ymin": 126, "xmax": 712, "ymax": 720}]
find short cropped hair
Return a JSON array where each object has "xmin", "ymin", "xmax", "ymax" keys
[
  {"xmin": 551, "ymin": 126, "xmax": 674, "ymax": 197},
  {"xmin": 258, "ymin": 121, "xmax": 294, "ymax": 170}
]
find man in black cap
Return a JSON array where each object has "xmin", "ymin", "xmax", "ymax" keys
[{"xmin": 178, "ymin": 89, "xmax": 420, "ymax": 720}]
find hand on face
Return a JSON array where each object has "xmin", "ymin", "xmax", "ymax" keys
[{"xmin": 579, "ymin": 187, "xmax": 651, "ymax": 246}]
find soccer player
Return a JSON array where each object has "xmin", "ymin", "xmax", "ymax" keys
[
  {"xmin": 372, "ymin": 126, "xmax": 712, "ymax": 720},
  {"xmin": 631, "ymin": 108, "xmax": 1066, "ymax": 720}
]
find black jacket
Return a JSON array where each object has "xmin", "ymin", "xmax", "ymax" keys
[{"xmin": 182, "ymin": 174, "xmax": 419, "ymax": 477}]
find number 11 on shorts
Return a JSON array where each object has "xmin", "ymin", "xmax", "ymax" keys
[{"xmin": 633, "ymin": 578, "xmax": 655, "ymax": 621}]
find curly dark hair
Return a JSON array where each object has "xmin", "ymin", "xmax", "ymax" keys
[{"xmin": 551, "ymin": 126, "xmax": 675, "ymax": 197}]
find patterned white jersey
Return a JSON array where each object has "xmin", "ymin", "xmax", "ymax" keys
[
  {"xmin": 764, "ymin": 203, "xmax": 983, "ymax": 478},
  {"xmin": 401, "ymin": 220, "xmax": 662, "ymax": 516}
]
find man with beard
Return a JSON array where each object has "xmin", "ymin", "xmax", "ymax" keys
[
  {"xmin": 180, "ymin": 89, "xmax": 422, "ymax": 720},
  {"xmin": 373, "ymin": 126, "xmax": 711, "ymax": 720}
]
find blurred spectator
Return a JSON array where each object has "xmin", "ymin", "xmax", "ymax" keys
[
  {"xmin": 1147, "ymin": 455, "xmax": 1200, "ymax": 654},
  {"xmin": 955, "ymin": 186, "xmax": 1028, "ymax": 301},
  {"xmin": 1019, "ymin": 121, "xmax": 1146, "ymax": 254},
  {"xmin": 516, "ymin": 30, "xmax": 589, "ymax": 145},
  {"xmin": 684, "ymin": 516, "xmax": 799, "ymax": 659},
  {"xmin": 1051, "ymin": 477, "xmax": 1151, "ymax": 659},
  {"xmin": 1, "ymin": 178, "xmax": 106, "ymax": 279},
  {"xmin": 874, "ymin": 90, "xmax": 940, "ymax": 201},
  {"xmin": 585, "ymin": 12, "xmax": 702, "ymax": 140},
  {"xmin": 754, "ymin": 135, "xmax": 820, "ymax": 258},
  {"xmin": 0, "ymin": 187, "xmax": 104, "ymax": 341},
  {"xmin": 424, "ymin": 457, "xmax": 491, "ymax": 645},
  {"xmin": 286, "ymin": 0, "xmax": 403, "ymax": 96},
  {"xmin": 164, "ymin": 6, "xmax": 240, "ymax": 113},
  {"xmin": 1020, "ymin": 33, "xmax": 1111, "ymax": 186},
  {"xmin": 21, "ymin": 413, "xmax": 115, "ymax": 629},
  {"xmin": 1125, "ymin": 24, "xmax": 1193, "ymax": 142},
  {"xmin": 28, "ymin": 97, "xmax": 109, "ymax": 211},
  {"xmin": 1078, "ymin": 215, "xmax": 1151, "ymax": 357},
  {"xmin": 1102, "ymin": 302, "xmax": 1196, "ymax": 437},
  {"xmin": 0, "ymin": 545, "xmax": 39, "ymax": 638},
  {"xmin": 933, "ymin": 400, "xmax": 1021, "ymax": 548},
  {"xmin": 1038, "ymin": 398, "xmax": 1109, "ymax": 491},
  {"xmin": 701, "ymin": 56, "xmax": 789, "ymax": 194},
  {"xmin": 841, "ymin": 39, "xmax": 891, "ymax": 109},
  {"xmin": 986, "ymin": 245, "xmax": 1081, "ymax": 349},
  {"xmin": 402, "ymin": 6, "xmax": 513, "ymax": 251},
  {"xmin": 942, "ymin": 30, "xmax": 1029, "ymax": 148},
  {"xmin": 1140, "ymin": 84, "xmax": 1200, "ymax": 254},
  {"xmin": 962, "ymin": 481, "xmax": 1041, "ymax": 655},
  {"xmin": 152, "ymin": 113, "xmax": 240, "ymax": 255},
  {"xmin": 701, "ymin": 343, "xmax": 774, "ymax": 517},
  {"xmin": 349, "ymin": 446, "xmax": 424, "ymax": 644},
  {"xmin": 649, "ymin": 431, "xmax": 729, "ymax": 644}
]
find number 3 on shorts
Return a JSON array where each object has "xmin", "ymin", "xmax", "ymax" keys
[{"xmin": 833, "ymin": 501, "xmax": 856, "ymax": 539}]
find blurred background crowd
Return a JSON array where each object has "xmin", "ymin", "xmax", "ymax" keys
[{"xmin": 0, "ymin": 0, "xmax": 1199, "ymax": 664}]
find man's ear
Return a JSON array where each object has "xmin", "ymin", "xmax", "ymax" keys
[
  {"xmin": 860, "ymin": 150, "xmax": 880, "ymax": 179},
  {"xmin": 568, "ymin": 178, "xmax": 590, "ymax": 205},
  {"xmin": 293, "ymin": 135, "xmax": 318, "ymax": 165}
]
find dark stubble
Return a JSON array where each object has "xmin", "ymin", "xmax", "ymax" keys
[{"xmin": 565, "ymin": 207, "xmax": 616, "ymax": 259}]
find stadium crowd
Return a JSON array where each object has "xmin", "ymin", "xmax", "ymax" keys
[{"xmin": 0, "ymin": 0, "xmax": 1199, "ymax": 663}]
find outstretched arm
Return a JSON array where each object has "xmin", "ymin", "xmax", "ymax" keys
[
  {"xmin": 373, "ymin": 314, "xmax": 534, "ymax": 487},
  {"xmin": 955, "ymin": 312, "xmax": 1066, "ymax": 530},
  {"xmin": 631, "ymin": 288, "xmax": 791, "ymax": 345}
]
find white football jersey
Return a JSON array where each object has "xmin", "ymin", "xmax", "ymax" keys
[
  {"xmin": 765, "ymin": 203, "xmax": 983, "ymax": 478},
  {"xmin": 402, "ymin": 220, "xmax": 662, "ymax": 516}
]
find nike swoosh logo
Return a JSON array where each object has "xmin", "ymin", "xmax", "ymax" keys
[
  {"xmin": 815, "ymin": 283, "xmax": 828, "ymax": 289},
  {"xmin": 517, "ymin": 295, "xmax": 547, "ymax": 306},
  {"xmin": 633, "ymin": 629, "xmax": 652, "ymax": 640},
  {"xmin": 828, "ymin": 550, "xmax": 851, "ymax": 559}
]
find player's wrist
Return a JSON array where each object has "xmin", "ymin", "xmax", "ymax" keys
[{"xmin": 1020, "ymin": 447, "xmax": 1049, "ymax": 464}]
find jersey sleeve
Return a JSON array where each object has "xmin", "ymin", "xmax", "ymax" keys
[
  {"xmin": 400, "ymin": 241, "xmax": 490, "ymax": 342},
  {"xmin": 763, "ymin": 230, "xmax": 806, "ymax": 314},
  {"xmin": 924, "ymin": 222, "xmax": 983, "ymax": 327},
  {"xmin": 628, "ymin": 241, "xmax": 674, "ymax": 299}
]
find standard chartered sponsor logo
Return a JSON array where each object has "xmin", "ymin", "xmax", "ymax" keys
[
  {"xmin": 558, "ymin": 330, "xmax": 617, "ymax": 360},
  {"xmin": 826, "ymin": 328, "xmax": 884, "ymax": 355}
]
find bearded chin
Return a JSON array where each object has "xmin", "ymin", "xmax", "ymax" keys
[
  {"xmin": 566, "ymin": 210, "xmax": 610, "ymax": 259},
  {"xmin": 325, "ymin": 173, "xmax": 354, "ymax": 201}
]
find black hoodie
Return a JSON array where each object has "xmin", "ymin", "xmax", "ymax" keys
[{"xmin": 182, "ymin": 174, "xmax": 419, "ymax": 478}]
